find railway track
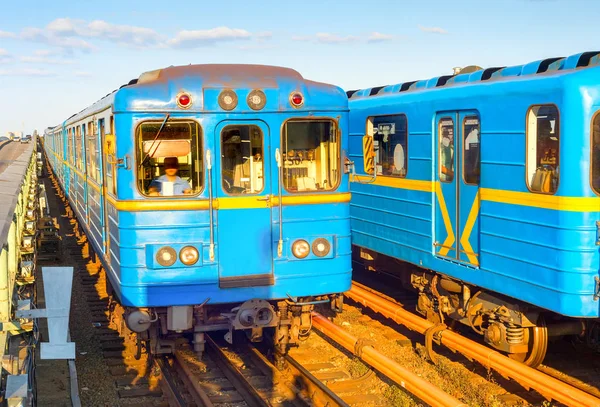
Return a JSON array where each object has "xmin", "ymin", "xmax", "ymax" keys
[{"xmin": 345, "ymin": 277, "xmax": 600, "ymax": 407}]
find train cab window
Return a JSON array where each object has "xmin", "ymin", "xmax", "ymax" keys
[
  {"xmin": 282, "ymin": 120, "xmax": 339, "ymax": 192},
  {"xmin": 367, "ymin": 115, "xmax": 408, "ymax": 177},
  {"xmin": 136, "ymin": 120, "xmax": 203, "ymax": 197},
  {"xmin": 463, "ymin": 116, "xmax": 480, "ymax": 185},
  {"xmin": 221, "ymin": 125, "xmax": 264, "ymax": 195},
  {"xmin": 439, "ymin": 118, "xmax": 455, "ymax": 182},
  {"xmin": 592, "ymin": 113, "xmax": 600, "ymax": 194},
  {"xmin": 526, "ymin": 105, "xmax": 559, "ymax": 194}
]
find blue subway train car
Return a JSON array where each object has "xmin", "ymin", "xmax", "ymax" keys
[
  {"xmin": 348, "ymin": 52, "xmax": 600, "ymax": 366},
  {"xmin": 44, "ymin": 64, "xmax": 351, "ymax": 356}
]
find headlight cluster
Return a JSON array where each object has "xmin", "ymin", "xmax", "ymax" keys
[
  {"xmin": 292, "ymin": 238, "xmax": 331, "ymax": 259},
  {"xmin": 156, "ymin": 245, "xmax": 199, "ymax": 267}
]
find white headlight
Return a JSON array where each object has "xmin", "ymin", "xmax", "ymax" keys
[
  {"xmin": 156, "ymin": 246, "xmax": 176, "ymax": 267},
  {"xmin": 179, "ymin": 246, "xmax": 199, "ymax": 266},
  {"xmin": 292, "ymin": 239, "xmax": 310, "ymax": 259},
  {"xmin": 312, "ymin": 238, "xmax": 331, "ymax": 257}
]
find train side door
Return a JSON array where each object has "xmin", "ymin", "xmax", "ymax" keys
[
  {"xmin": 434, "ymin": 111, "xmax": 481, "ymax": 266},
  {"xmin": 214, "ymin": 120, "xmax": 274, "ymax": 288}
]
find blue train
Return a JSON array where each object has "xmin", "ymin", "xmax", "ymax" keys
[
  {"xmin": 44, "ymin": 64, "xmax": 352, "ymax": 356},
  {"xmin": 348, "ymin": 51, "xmax": 600, "ymax": 366}
]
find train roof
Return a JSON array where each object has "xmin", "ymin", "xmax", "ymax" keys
[
  {"xmin": 53, "ymin": 64, "xmax": 346, "ymax": 132},
  {"xmin": 346, "ymin": 50, "xmax": 600, "ymax": 100}
]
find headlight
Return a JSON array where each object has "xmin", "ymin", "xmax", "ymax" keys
[
  {"xmin": 179, "ymin": 246, "xmax": 199, "ymax": 266},
  {"xmin": 292, "ymin": 239, "xmax": 310, "ymax": 259},
  {"xmin": 156, "ymin": 246, "xmax": 177, "ymax": 267},
  {"xmin": 22, "ymin": 236, "xmax": 33, "ymax": 248},
  {"xmin": 312, "ymin": 238, "xmax": 331, "ymax": 257}
]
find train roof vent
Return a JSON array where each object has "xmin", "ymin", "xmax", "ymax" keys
[
  {"xmin": 563, "ymin": 51, "xmax": 600, "ymax": 70},
  {"xmin": 435, "ymin": 75, "xmax": 455, "ymax": 87},
  {"xmin": 577, "ymin": 51, "xmax": 600, "ymax": 68},
  {"xmin": 479, "ymin": 66, "xmax": 505, "ymax": 81},
  {"xmin": 369, "ymin": 86, "xmax": 386, "ymax": 96},
  {"xmin": 445, "ymin": 66, "xmax": 482, "ymax": 85},
  {"xmin": 399, "ymin": 81, "xmax": 418, "ymax": 92},
  {"xmin": 489, "ymin": 65, "xmax": 523, "ymax": 80},
  {"xmin": 521, "ymin": 57, "xmax": 564, "ymax": 75}
]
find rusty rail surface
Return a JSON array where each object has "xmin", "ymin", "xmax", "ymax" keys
[
  {"xmin": 346, "ymin": 282, "xmax": 600, "ymax": 407},
  {"xmin": 311, "ymin": 312, "xmax": 467, "ymax": 407}
]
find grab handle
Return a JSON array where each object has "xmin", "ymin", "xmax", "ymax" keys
[{"xmin": 206, "ymin": 149, "xmax": 215, "ymax": 261}]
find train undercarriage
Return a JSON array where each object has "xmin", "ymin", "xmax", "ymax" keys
[
  {"xmin": 120, "ymin": 290, "xmax": 344, "ymax": 366},
  {"xmin": 356, "ymin": 247, "xmax": 599, "ymax": 367}
]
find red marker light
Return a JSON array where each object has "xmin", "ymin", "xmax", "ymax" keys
[
  {"xmin": 177, "ymin": 93, "xmax": 192, "ymax": 108},
  {"xmin": 290, "ymin": 92, "xmax": 303, "ymax": 107}
]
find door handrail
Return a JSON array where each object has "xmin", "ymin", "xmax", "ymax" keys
[
  {"xmin": 276, "ymin": 148, "xmax": 283, "ymax": 257},
  {"xmin": 206, "ymin": 149, "xmax": 215, "ymax": 261}
]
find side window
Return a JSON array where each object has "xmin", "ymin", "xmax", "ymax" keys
[
  {"xmin": 221, "ymin": 125, "xmax": 263, "ymax": 195},
  {"xmin": 527, "ymin": 105, "xmax": 559, "ymax": 194},
  {"xmin": 592, "ymin": 113, "xmax": 600, "ymax": 194},
  {"xmin": 367, "ymin": 114, "xmax": 408, "ymax": 177},
  {"xmin": 439, "ymin": 118, "xmax": 455, "ymax": 182},
  {"xmin": 136, "ymin": 120, "xmax": 203, "ymax": 197},
  {"xmin": 463, "ymin": 116, "xmax": 480, "ymax": 185}
]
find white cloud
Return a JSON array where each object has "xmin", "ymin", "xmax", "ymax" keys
[
  {"xmin": 19, "ymin": 54, "xmax": 75, "ymax": 65},
  {"xmin": 20, "ymin": 26, "xmax": 96, "ymax": 52},
  {"xmin": 368, "ymin": 32, "xmax": 394, "ymax": 43},
  {"xmin": 316, "ymin": 33, "xmax": 359, "ymax": 44},
  {"xmin": 7, "ymin": 19, "xmax": 259, "ymax": 52},
  {"xmin": 167, "ymin": 27, "xmax": 252, "ymax": 48},
  {"xmin": 74, "ymin": 71, "xmax": 92, "ymax": 77},
  {"xmin": 0, "ymin": 30, "xmax": 17, "ymax": 39},
  {"xmin": 0, "ymin": 49, "xmax": 13, "ymax": 63},
  {"xmin": 418, "ymin": 25, "xmax": 448, "ymax": 35},
  {"xmin": 0, "ymin": 68, "xmax": 56, "ymax": 77}
]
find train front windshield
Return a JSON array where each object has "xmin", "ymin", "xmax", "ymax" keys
[
  {"xmin": 282, "ymin": 120, "xmax": 339, "ymax": 192},
  {"xmin": 136, "ymin": 120, "xmax": 203, "ymax": 197}
]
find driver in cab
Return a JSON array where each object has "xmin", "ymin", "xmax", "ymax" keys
[{"xmin": 148, "ymin": 157, "xmax": 192, "ymax": 196}]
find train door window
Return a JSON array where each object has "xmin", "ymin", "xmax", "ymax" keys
[
  {"xmin": 463, "ymin": 116, "xmax": 480, "ymax": 185},
  {"xmin": 592, "ymin": 113, "xmax": 600, "ymax": 194},
  {"xmin": 87, "ymin": 121, "xmax": 98, "ymax": 182},
  {"xmin": 367, "ymin": 114, "xmax": 408, "ymax": 177},
  {"xmin": 79, "ymin": 125, "xmax": 85, "ymax": 171},
  {"xmin": 282, "ymin": 119, "xmax": 339, "ymax": 192},
  {"xmin": 136, "ymin": 120, "xmax": 203, "ymax": 197},
  {"xmin": 221, "ymin": 125, "xmax": 263, "ymax": 195},
  {"xmin": 526, "ymin": 105, "xmax": 559, "ymax": 194},
  {"xmin": 68, "ymin": 128, "xmax": 74, "ymax": 165},
  {"xmin": 97, "ymin": 119, "xmax": 104, "ymax": 183},
  {"xmin": 439, "ymin": 117, "xmax": 455, "ymax": 182}
]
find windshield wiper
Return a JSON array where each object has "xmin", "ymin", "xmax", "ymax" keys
[{"xmin": 139, "ymin": 114, "xmax": 170, "ymax": 168}]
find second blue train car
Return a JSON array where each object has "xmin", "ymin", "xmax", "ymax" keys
[{"xmin": 348, "ymin": 52, "xmax": 600, "ymax": 366}]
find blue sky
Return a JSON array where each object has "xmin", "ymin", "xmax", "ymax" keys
[{"xmin": 0, "ymin": 0, "xmax": 598, "ymax": 135}]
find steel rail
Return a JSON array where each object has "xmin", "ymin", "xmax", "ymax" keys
[
  {"xmin": 311, "ymin": 312, "xmax": 467, "ymax": 407},
  {"xmin": 346, "ymin": 282, "xmax": 600, "ymax": 407}
]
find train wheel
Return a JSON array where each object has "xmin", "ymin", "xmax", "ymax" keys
[{"xmin": 508, "ymin": 316, "xmax": 548, "ymax": 368}]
